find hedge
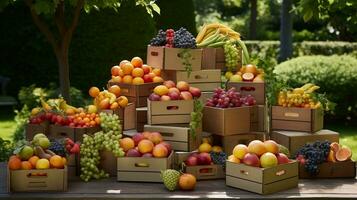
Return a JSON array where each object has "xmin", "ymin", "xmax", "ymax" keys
[{"xmin": 273, "ymin": 55, "xmax": 357, "ymax": 121}]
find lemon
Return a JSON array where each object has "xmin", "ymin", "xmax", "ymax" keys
[{"xmin": 198, "ymin": 143, "xmax": 212, "ymax": 153}]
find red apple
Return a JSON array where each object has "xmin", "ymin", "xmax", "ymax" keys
[
  {"xmin": 126, "ymin": 149, "xmax": 141, "ymax": 157},
  {"xmin": 132, "ymin": 133, "xmax": 145, "ymax": 146},
  {"xmin": 276, "ymin": 153, "xmax": 290, "ymax": 164},
  {"xmin": 243, "ymin": 153, "xmax": 260, "ymax": 167},
  {"xmin": 177, "ymin": 81, "xmax": 189, "ymax": 91},
  {"xmin": 159, "ymin": 142, "xmax": 172, "ymax": 155},
  {"xmin": 149, "ymin": 93, "xmax": 161, "ymax": 101},
  {"xmin": 163, "ymin": 80, "xmax": 176, "ymax": 89},
  {"xmin": 143, "ymin": 74, "xmax": 153, "ymax": 83},
  {"xmin": 161, "ymin": 95, "xmax": 171, "ymax": 101},
  {"xmin": 142, "ymin": 64, "xmax": 151, "ymax": 74},
  {"xmin": 180, "ymin": 91, "xmax": 193, "ymax": 100},
  {"xmin": 189, "ymin": 87, "xmax": 201, "ymax": 98},
  {"xmin": 168, "ymin": 91, "xmax": 180, "ymax": 100},
  {"xmin": 197, "ymin": 152, "xmax": 212, "ymax": 165},
  {"xmin": 185, "ymin": 156, "xmax": 198, "ymax": 166}
]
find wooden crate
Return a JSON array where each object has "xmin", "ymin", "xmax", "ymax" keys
[
  {"xmin": 49, "ymin": 124, "xmax": 101, "ymax": 142},
  {"xmin": 227, "ymin": 82, "xmax": 265, "ymax": 105},
  {"xmin": 25, "ymin": 122, "xmax": 49, "ymax": 140},
  {"xmin": 117, "ymin": 152, "xmax": 173, "ymax": 182},
  {"xmin": 147, "ymin": 99, "xmax": 194, "ymax": 125},
  {"xmin": 182, "ymin": 163, "xmax": 225, "ymax": 180},
  {"xmin": 250, "ymin": 105, "xmax": 267, "ymax": 132},
  {"xmin": 100, "ymin": 103, "xmax": 136, "ymax": 130},
  {"xmin": 147, "ymin": 45, "xmax": 202, "ymax": 71},
  {"xmin": 203, "ymin": 106, "xmax": 251, "ymax": 136},
  {"xmin": 8, "ymin": 166, "xmax": 68, "ymax": 192},
  {"xmin": 226, "ymin": 161, "xmax": 298, "ymax": 195},
  {"xmin": 201, "ymin": 47, "xmax": 242, "ymax": 70},
  {"xmin": 136, "ymin": 107, "xmax": 147, "ymax": 132},
  {"xmin": 107, "ymin": 81, "xmax": 161, "ymax": 107},
  {"xmin": 271, "ymin": 106, "xmax": 324, "ymax": 133},
  {"xmin": 144, "ymin": 125, "xmax": 201, "ymax": 152},
  {"xmin": 299, "ymin": 161, "xmax": 356, "ymax": 179}
]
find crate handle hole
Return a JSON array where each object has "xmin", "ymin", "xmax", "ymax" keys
[
  {"xmin": 240, "ymin": 170, "xmax": 248, "ymax": 175},
  {"xmin": 135, "ymin": 163, "xmax": 150, "ymax": 167},
  {"xmin": 166, "ymin": 106, "xmax": 179, "ymax": 110},
  {"xmin": 160, "ymin": 132, "xmax": 174, "ymax": 137},
  {"xmin": 59, "ymin": 132, "xmax": 68, "ymax": 137},
  {"xmin": 276, "ymin": 170, "xmax": 286, "ymax": 176},
  {"xmin": 240, "ymin": 86, "xmax": 255, "ymax": 91},
  {"xmin": 194, "ymin": 75, "xmax": 208, "ymax": 79},
  {"xmin": 27, "ymin": 173, "xmax": 48, "ymax": 178},
  {"xmin": 28, "ymin": 181, "xmax": 47, "ymax": 188},
  {"xmin": 284, "ymin": 112, "xmax": 299, "ymax": 118},
  {"xmin": 151, "ymin": 51, "xmax": 159, "ymax": 56},
  {"xmin": 199, "ymin": 167, "xmax": 215, "ymax": 176}
]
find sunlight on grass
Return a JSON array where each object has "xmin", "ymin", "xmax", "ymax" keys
[{"xmin": 0, "ymin": 120, "xmax": 16, "ymax": 141}]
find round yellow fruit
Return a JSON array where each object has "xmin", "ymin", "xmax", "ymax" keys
[
  {"xmin": 87, "ymin": 105, "xmax": 97, "ymax": 114},
  {"xmin": 233, "ymin": 144, "xmax": 248, "ymax": 160},
  {"xmin": 212, "ymin": 146, "xmax": 223, "ymax": 153},
  {"xmin": 230, "ymin": 74, "xmax": 243, "ymax": 82},
  {"xmin": 198, "ymin": 143, "xmax": 212, "ymax": 153},
  {"xmin": 225, "ymin": 71, "xmax": 233, "ymax": 80},
  {"xmin": 153, "ymin": 85, "xmax": 169, "ymax": 96},
  {"xmin": 228, "ymin": 155, "xmax": 241, "ymax": 164},
  {"xmin": 36, "ymin": 158, "xmax": 50, "ymax": 169}
]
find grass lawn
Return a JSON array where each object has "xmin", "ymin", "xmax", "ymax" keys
[{"xmin": 0, "ymin": 107, "xmax": 15, "ymax": 141}]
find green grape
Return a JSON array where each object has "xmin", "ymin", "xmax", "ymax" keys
[{"xmin": 224, "ymin": 40, "xmax": 239, "ymax": 72}]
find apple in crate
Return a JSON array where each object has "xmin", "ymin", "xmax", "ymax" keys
[
  {"xmin": 149, "ymin": 93, "xmax": 161, "ymax": 101},
  {"xmin": 177, "ymin": 81, "xmax": 189, "ymax": 91},
  {"xmin": 276, "ymin": 153, "xmax": 290, "ymax": 164},
  {"xmin": 132, "ymin": 133, "xmax": 145, "ymax": 146},
  {"xmin": 180, "ymin": 91, "xmax": 193, "ymax": 100},
  {"xmin": 243, "ymin": 153, "xmax": 260, "ymax": 167},
  {"xmin": 126, "ymin": 149, "xmax": 141, "ymax": 157},
  {"xmin": 159, "ymin": 142, "xmax": 172, "ymax": 155},
  {"xmin": 163, "ymin": 80, "xmax": 176, "ymax": 89},
  {"xmin": 189, "ymin": 87, "xmax": 201, "ymax": 98},
  {"xmin": 185, "ymin": 156, "xmax": 198, "ymax": 166},
  {"xmin": 168, "ymin": 91, "xmax": 180, "ymax": 100},
  {"xmin": 197, "ymin": 152, "xmax": 212, "ymax": 165},
  {"xmin": 152, "ymin": 144, "xmax": 168, "ymax": 158},
  {"xmin": 148, "ymin": 132, "xmax": 163, "ymax": 144}
]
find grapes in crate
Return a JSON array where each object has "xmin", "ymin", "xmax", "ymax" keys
[{"xmin": 205, "ymin": 87, "xmax": 256, "ymax": 108}]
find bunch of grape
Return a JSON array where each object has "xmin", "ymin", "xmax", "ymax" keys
[
  {"xmin": 165, "ymin": 29, "xmax": 174, "ymax": 48},
  {"xmin": 49, "ymin": 140, "xmax": 66, "ymax": 157},
  {"xmin": 173, "ymin": 27, "xmax": 196, "ymax": 48},
  {"xmin": 205, "ymin": 88, "xmax": 256, "ymax": 108},
  {"xmin": 295, "ymin": 140, "xmax": 331, "ymax": 175},
  {"xmin": 224, "ymin": 40, "xmax": 239, "ymax": 72},
  {"xmin": 150, "ymin": 29, "xmax": 166, "ymax": 46},
  {"xmin": 80, "ymin": 113, "xmax": 125, "ymax": 182},
  {"xmin": 210, "ymin": 151, "xmax": 227, "ymax": 169}
]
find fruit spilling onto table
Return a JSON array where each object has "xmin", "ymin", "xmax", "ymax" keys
[
  {"xmin": 150, "ymin": 27, "xmax": 196, "ymax": 48},
  {"xmin": 228, "ymin": 140, "xmax": 291, "ymax": 168},
  {"xmin": 205, "ymin": 87, "xmax": 256, "ymax": 108},
  {"xmin": 296, "ymin": 141, "xmax": 353, "ymax": 175},
  {"xmin": 195, "ymin": 23, "xmax": 250, "ymax": 71},
  {"xmin": 8, "ymin": 134, "xmax": 74, "ymax": 170},
  {"xmin": 80, "ymin": 113, "xmax": 124, "ymax": 182},
  {"xmin": 161, "ymin": 169, "xmax": 196, "ymax": 191},
  {"xmin": 89, "ymin": 86, "xmax": 129, "ymax": 110},
  {"xmin": 149, "ymin": 80, "xmax": 201, "ymax": 101},
  {"xmin": 228, "ymin": 64, "xmax": 264, "ymax": 82},
  {"xmin": 120, "ymin": 132, "xmax": 172, "ymax": 158},
  {"xmin": 110, "ymin": 56, "xmax": 163, "ymax": 84},
  {"xmin": 277, "ymin": 83, "xmax": 323, "ymax": 109}
]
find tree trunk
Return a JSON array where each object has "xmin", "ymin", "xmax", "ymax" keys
[
  {"xmin": 55, "ymin": 49, "xmax": 71, "ymax": 103},
  {"xmin": 249, "ymin": 0, "xmax": 257, "ymax": 40},
  {"xmin": 278, "ymin": 0, "xmax": 293, "ymax": 62}
]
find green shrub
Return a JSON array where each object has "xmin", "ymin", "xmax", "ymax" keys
[{"xmin": 273, "ymin": 55, "xmax": 357, "ymax": 121}]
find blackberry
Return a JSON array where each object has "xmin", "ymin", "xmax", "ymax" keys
[
  {"xmin": 150, "ymin": 29, "xmax": 166, "ymax": 46},
  {"xmin": 295, "ymin": 140, "xmax": 331, "ymax": 175},
  {"xmin": 210, "ymin": 151, "xmax": 227, "ymax": 169},
  {"xmin": 173, "ymin": 27, "xmax": 196, "ymax": 48},
  {"xmin": 49, "ymin": 140, "xmax": 66, "ymax": 157}
]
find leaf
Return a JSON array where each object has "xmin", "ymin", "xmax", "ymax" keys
[
  {"xmin": 328, "ymin": 0, "xmax": 334, "ymax": 4},
  {"xmin": 303, "ymin": 9, "xmax": 313, "ymax": 22},
  {"xmin": 150, "ymin": 3, "xmax": 160, "ymax": 14}
]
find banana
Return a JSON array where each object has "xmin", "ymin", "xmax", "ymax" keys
[
  {"xmin": 40, "ymin": 99, "xmax": 52, "ymax": 111},
  {"xmin": 103, "ymin": 90, "xmax": 116, "ymax": 104},
  {"xmin": 197, "ymin": 30, "xmax": 220, "ymax": 47},
  {"xmin": 196, "ymin": 24, "xmax": 208, "ymax": 43},
  {"xmin": 200, "ymin": 28, "xmax": 216, "ymax": 42},
  {"xmin": 305, "ymin": 86, "xmax": 320, "ymax": 93},
  {"xmin": 293, "ymin": 88, "xmax": 305, "ymax": 95},
  {"xmin": 301, "ymin": 83, "xmax": 314, "ymax": 91}
]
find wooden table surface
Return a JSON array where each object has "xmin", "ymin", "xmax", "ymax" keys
[{"xmin": 1, "ymin": 163, "xmax": 357, "ymax": 199}]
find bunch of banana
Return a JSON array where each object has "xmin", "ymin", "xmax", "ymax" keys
[
  {"xmin": 196, "ymin": 23, "xmax": 241, "ymax": 45},
  {"xmin": 40, "ymin": 97, "xmax": 79, "ymax": 115},
  {"xmin": 94, "ymin": 90, "xmax": 116, "ymax": 107},
  {"xmin": 277, "ymin": 83, "xmax": 321, "ymax": 109}
]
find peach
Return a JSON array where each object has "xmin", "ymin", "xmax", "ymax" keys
[
  {"xmin": 118, "ymin": 69, "xmax": 125, "ymax": 77},
  {"xmin": 148, "ymin": 132, "xmax": 163, "ymax": 144},
  {"xmin": 152, "ymin": 68, "xmax": 161, "ymax": 76},
  {"xmin": 163, "ymin": 80, "xmax": 176, "ymax": 89},
  {"xmin": 189, "ymin": 87, "xmax": 201, "ymax": 98},
  {"xmin": 180, "ymin": 91, "xmax": 193, "ymax": 100},
  {"xmin": 260, "ymin": 152, "xmax": 278, "ymax": 168},
  {"xmin": 147, "ymin": 72, "xmax": 156, "ymax": 79},
  {"xmin": 108, "ymin": 85, "xmax": 121, "ymax": 97},
  {"xmin": 131, "ymin": 57, "xmax": 143, "ymax": 68},
  {"xmin": 142, "ymin": 64, "xmax": 152, "ymax": 74},
  {"xmin": 152, "ymin": 144, "xmax": 168, "ymax": 158},
  {"xmin": 177, "ymin": 81, "xmax": 189, "ymax": 91},
  {"xmin": 228, "ymin": 155, "xmax": 241, "ymax": 164},
  {"xmin": 161, "ymin": 95, "xmax": 171, "ymax": 101},
  {"xmin": 264, "ymin": 140, "xmax": 279, "ymax": 154},
  {"xmin": 168, "ymin": 91, "xmax": 180, "ymax": 100},
  {"xmin": 248, "ymin": 140, "xmax": 267, "ymax": 156},
  {"xmin": 169, "ymin": 87, "xmax": 180, "ymax": 94},
  {"xmin": 143, "ymin": 74, "xmax": 153, "ymax": 83},
  {"xmin": 132, "ymin": 77, "xmax": 144, "ymax": 85},
  {"xmin": 111, "ymin": 65, "xmax": 120, "ymax": 76},
  {"xmin": 243, "ymin": 153, "xmax": 260, "ymax": 167},
  {"xmin": 159, "ymin": 142, "xmax": 172, "ymax": 155},
  {"xmin": 111, "ymin": 76, "xmax": 122, "ymax": 83},
  {"xmin": 122, "ymin": 62, "xmax": 134, "ymax": 75},
  {"xmin": 119, "ymin": 60, "xmax": 130, "ymax": 68},
  {"xmin": 119, "ymin": 137, "xmax": 135, "ymax": 151},
  {"xmin": 132, "ymin": 133, "xmax": 145, "ymax": 146},
  {"xmin": 21, "ymin": 161, "xmax": 33, "ymax": 170},
  {"xmin": 153, "ymin": 76, "xmax": 164, "ymax": 83},
  {"xmin": 126, "ymin": 149, "xmax": 141, "ymax": 157},
  {"xmin": 138, "ymin": 139, "xmax": 154, "ymax": 154},
  {"xmin": 132, "ymin": 68, "xmax": 144, "ymax": 77},
  {"xmin": 122, "ymin": 75, "xmax": 133, "ymax": 84},
  {"xmin": 154, "ymin": 85, "xmax": 169, "ymax": 96},
  {"xmin": 142, "ymin": 131, "xmax": 152, "ymax": 139},
  {"xmin": 99, "ymin": 98, "xmax": 110, "ymax": 109},
  {"xmin": 233, "ymin": 144, "xmax": 248, "ymax": 159}
]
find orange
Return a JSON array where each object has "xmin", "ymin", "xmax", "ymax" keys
[
  {"xmin": 153, "ymin": 76, "xmax": 164, "ymax": 83},
  {"xmin": 108, "ymin": 85, "xmax": 121, "ymax": 97},
  {"xmin": 110, "ymin": 102, "xmax": 119, "ymax": 110},
  {"xmin": 9, "ymin": 157, "xmax": 21, "ymax": 170},
  {"xmin": 132, "ymin": 77, "xmax": 144, "ymax": 85},
  {"xmin": 117, "ymin": 96, "xmax": 129, "ymax": 107},
  {"xmin": 50, "ymin": 155, "xmax": 64, "ymax": 169},
  {"xmin": 118, "ymin": 69, "xmax": 125, "ymax": 77},
  {"xmin": 119, "ymin": 60, "xmax": 130, "ymax": 68},
  {"xmin": 122, "ymin": 75, "xmax": 133, "ymax": 84},
  {"xmin": 111, "ymin": 76, "xmax": 122, "ymax": 83},
  {"xmin": 111, "ymin": 65, "xmax": 120, "ymax": 76},
  {"xmin": 132, "ymin": 68, "xmax": 144, "ymax": 77},
  {"xmin": 89, "ymin": 87, "xmax": 100, "ymax": 98},
  {"xmin": 21, "ymin": 161, "xmax": 33, "ymax": 170},
  {"xmin": 131, "ymin": 57, "xmax": 143, "ymax": 68},
  {"xmin": 152, "ymin": 68, "xmax": 161, "ymax": 76},
  {"xmin": 122, "ymin": 62, "xmax": 134, "ymax": 75},
  {"xmin": 9, "ymin": 155, "xmax": 20, "ymax": 161},
  {"xmin": 28, "ymin": 156, "xmax": 39, "ymax": 167},
  {"xmin": 95, "ymin": 117, "xmax": 101, "ymax": 124}
]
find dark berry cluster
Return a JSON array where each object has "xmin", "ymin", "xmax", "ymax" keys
[
  {"xmin": 173, "ymin": 27, "xmax": 196, "ymax": 48},
  {"xmin": 150, "ymin": 29, "xmax": 166, "ymax": 46},
  {"xmin": 49, "ymin": 140, "xmax": 66, "ymax": 157},
  {"xmin": 210, "ymin": 151, "xmax": 227, "ymax": 168},
  {"xmin": 296, "ymin": 140, "xmax": 331, "ymax": 175}
]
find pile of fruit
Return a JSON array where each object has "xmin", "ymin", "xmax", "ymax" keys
[
  {"xmin": 89, "ymin": 86, "xmax": 129, "ymax": 110},
  {"xmin": 149, "ymin": 80, "xmax": 201, "ymax": 101},
  {"xmin": 205, "ymin": 88, "xmax": 256, "ymax": 108},
  {"xmin": 80, "ymin": 113, "xmax": 124, "ymax": 181},
  {"xmin": 185, "ymin": 142, "xmax": 226, "ymax": 167},
  {"xmin": 110, "ymin": 57, "xmax": 163, "ymax": 85},
  {"xmin": 296, "ymin": 141, "xmax": 352, "ymax": 175},
  {"xmin": 161, "ymin": 169, "xmax": 196, "ymax": 191},
  {"xmin": 150, "ymin": 28, "xmax": 196, "ymax": 48},
  {"xmin": 120, "ymin": 132, "xmax": 172, "ymax": 158},
  {"xmin": 8, "ymin": 134, "xmax": 78, "ymax": 171},
  {"xmin": 228, "ymin": 140, "xmax": 291, "ymax": 168},
  {"xmin": 277, "ymin": 83, "xmax": 323, "ymax": 109},
  {"xmin": 196, "ymin": 23, "xmax": 250, "ymax": 71},
  {"xmin": 228, "ymin": 64, "xmax": 264, "ymax": 83},
  {"xmin": 29, "ymin": 111, "xmax": 100, "ymax": 128},
  {"xmin": 30, "ymin": 98, "xmax": 80, "ymax": 116}
]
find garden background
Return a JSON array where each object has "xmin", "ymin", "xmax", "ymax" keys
[{"xmin": 0, "ymin": 0, "xmax": 356, "ymax": 160}]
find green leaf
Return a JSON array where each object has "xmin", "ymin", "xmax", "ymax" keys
[
  {"xmin": 150, "ymin": 3, "xmax": 160, "ymax": 14},
  {"xmin": 303, "ymin": 9, "xmax": 313, "ymax": 22}
]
